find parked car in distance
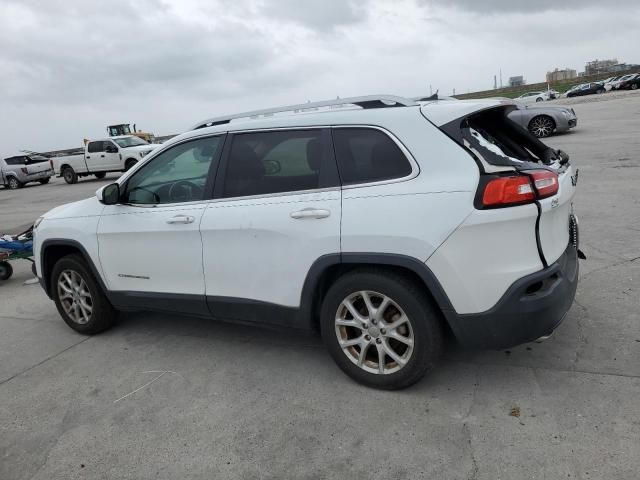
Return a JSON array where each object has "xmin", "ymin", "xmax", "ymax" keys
[
  {"xmin": 51, "ymin": 136, "xmax": 160, "ymax": 184},
  {"xmin": 515, "ymin": 91, "xmax": 549, "ymax": 104},
  {"xmin": 603, "ymin": 76, "xmax": 622, "ymax": 91},
  {"xmin": 508, "ymin": 103, "xmax": 577, "ymax": 138},
  {"xmin": 607, "ymin": 74, "xmax": 637, "ymax": 91},
  {"xmin": 566, "ymin": 82, "xmax": 605, "ymax": 97},
  {"xmin": 1, "ymin": 154, "xmax": 54, "ymax": 189},
  {"xmin": 617, "ymin": 73, "xmax": 639, "ymax": 90},
  {"xmin": 33, "ymin": 95, "xmax": 581, "ymax": 390}
]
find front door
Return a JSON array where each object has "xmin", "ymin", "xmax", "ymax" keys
[
  {"xmin": 97, "ymin": 134, "xmax": 225, "ymax": 314},
  {"xmin": 200, "ymin": 129, "xmax": 341, "ymax": 322},
  {"xmin": 102, "ymin": 140, "xmax": 122, "ymax": 169},
  {"xmin": 85, "ymin": 141, "xmax": 113, "ymax": 172}
]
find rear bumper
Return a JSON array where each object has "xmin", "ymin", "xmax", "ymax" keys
[{"xmin": 448, "ymin": 243, "xmax": 579, "ymax": 349}]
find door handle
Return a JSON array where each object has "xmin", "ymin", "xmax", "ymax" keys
[
  {"xmin": 100, "ymin": 154, "xmax": 105, "ymax": 158},
  {"xmin": 166, "ymin": 215, "xmax": 195, "ymax": 224},
  {"xmin": 290, "ymin": 208, "xmax": 331, "ymax": 219}
]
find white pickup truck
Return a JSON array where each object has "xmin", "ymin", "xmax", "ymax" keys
[{"xmin": 51, "ymin": 136, "xmax": 160, "ymax": 184}]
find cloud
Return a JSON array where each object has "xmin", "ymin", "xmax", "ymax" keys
[
  {"xmin": 0, "ymin": 0, "xmax": 638, "ymax": 154},
  {"xmin": 423, "ymin": 0, "xmax": 639, "ymax": 13}
]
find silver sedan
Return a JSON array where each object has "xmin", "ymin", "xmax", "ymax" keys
[{"xmin": 508, "ymin": 102, "xmax": 577, "ymax": 138}]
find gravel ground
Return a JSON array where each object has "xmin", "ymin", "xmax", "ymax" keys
[{"xmin": 1, "ymin": 95, "xmax": 639, "ymax": 480}]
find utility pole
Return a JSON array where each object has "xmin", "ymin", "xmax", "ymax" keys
[
  {"xmin": 494, "ymin": 75, "xmax": 497, "ymax": 89},
  {"xmin": 429, "ymin": 84, "xmax": 433, "ymax": 96},
  {"xmin": 500, "ymin": 68, "xmax": 503, "ymax": 89}
]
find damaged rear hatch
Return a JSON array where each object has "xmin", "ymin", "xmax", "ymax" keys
[{"xmin": 421, "ymin": 99, "xmax": 579, "ymax": 266}]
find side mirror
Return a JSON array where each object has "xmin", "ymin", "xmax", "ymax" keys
[{"xmin": 97, "ymin": 183, "xmax": 120, "ymax": 205}]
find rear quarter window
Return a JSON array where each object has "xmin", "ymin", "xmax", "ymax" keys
[{"xmin": 332, "ymin": 128, "xmax": 412, "ymax": 185}]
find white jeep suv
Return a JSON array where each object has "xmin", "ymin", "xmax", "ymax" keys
[{"xmin": 33, "ymin": 95, "xmax": 581, "ymax": 390}]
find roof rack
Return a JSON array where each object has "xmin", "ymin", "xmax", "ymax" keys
[{"xmin": 192, "ymin": 95, "xmax": 416, "ymax": 130}]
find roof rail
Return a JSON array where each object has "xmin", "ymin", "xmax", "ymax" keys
[{"xmin": 192, "ymin": 95, "xmax": 416, "ymax": 130}]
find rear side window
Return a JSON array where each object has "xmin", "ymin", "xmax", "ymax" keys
[
  {"xmin": 87, "ymin": 141, "xmax": 104, "ymax": 153},
  {"xmin": 4, "ymin": 157, "xmax": 25, "ymax": 165},
  {"xmin": 332, "ymin": 128, "xmax": 412, "ymax": 185},
  {"xmin": 222, "ymin": 129, "xmax": 330, "ymax": 198}
]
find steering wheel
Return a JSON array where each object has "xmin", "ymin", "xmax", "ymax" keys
[{"xmin": 168, "ymin": 180, "xmax": 203, "ymax": 202}]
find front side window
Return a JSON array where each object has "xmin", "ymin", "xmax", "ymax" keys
[
  {"xmin": 222, "ymin": 129, "xmax": 326, "ymax": 198},
  {"xmin": 123, "ymin": 136, "xmax": 222, "ymax": 204},
  {"xmin": 87, "ymin": 142, "xmax": 104, "ymax": 153},
  {"xmin": 332, "ymin": 128, "xmax": 412, "ymax": 185}
]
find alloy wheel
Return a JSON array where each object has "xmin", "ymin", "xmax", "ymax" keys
[
  {"xmin": 529, "ymin": 117, "xmax": 554, "ymax": 138},
  {"xmin": 57, "ymin": 269, "xmax": 93, "ymax": 324},
  {"xmin": 334, "ymin": 291, "xmax": 414, "ymax": 375}
]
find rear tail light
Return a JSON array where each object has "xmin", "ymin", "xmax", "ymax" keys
[
  {"xmin": 20, "ymin": 167, "xmax": 28, "ymax": 174},
  {"xmin": 480, "ymin": 169, "xmax": 559, "ymax": 208},
  {"xmin": 482, "ymin": 175, "xmax": 535, "ymax": 207},
  {"xmin": 526, "ymin": 169, "xmax": 559, "ymax": 199}
]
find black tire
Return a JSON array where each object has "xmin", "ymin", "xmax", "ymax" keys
[
  {"xmin": 62, "ymin": 167, "xmax": 78, "ymax": 184},
  {"xmin": 51, "ymin": 254, "xmax": 117, "ymax": 334},
  {"xmin": 7, "ymin": 177, "xmax": 22, "ymax": 189},
  {"xmin": 632, "ymin": 84, "xmax": 638, "ymax": 90},
  {"xmin": 0, "ymin": 261, "xmax": 13, "ymax": 280},
  {"xmin": 528, "ymin": 115, "xmax": 556, "ymax": 138},
  {"xmin": 536, "ymin": 97, "xmax": 544, "ymax": 102},
  {"xmin": 125, "ymin": 159, "xmax": 137, "ymax": 171},
  {"xmin": 39, "ymin": 177, "xmax": 51, "ymax": 185},
  {"xmin": 597, "ymin": 88, "xmax": 605, "ymax": 94},
  {"xmin": 320, "ymin": 269, "xmax": 444, "ymax": 390},
  {"xmin": 94, "ymin": 172, "xmax": 107, "ymax": 179}
]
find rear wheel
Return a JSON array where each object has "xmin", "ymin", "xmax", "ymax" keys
[
  {"xmin": 536, "ymin": 97, "xmax": 544, "ymax": 102},
  {"xmin": 62, "ymin": 167, "xmax": 78, "ymax": 184},
  {"xmin": 0, "ymin": 261, "xmax": 13, "ymax": 280},
  {"xmin": 94, "ymin": 172, "xmax": 107, "ymax": 179},
  {"xmin": 597, "ymin": 88, "xmax": 605, "ymax": 94},
  {"xmin": 7, "ymin": 177, "xmax": 22, "ymax": 189},
  {"xmin": 528, "ymin": 115, "xmax": 556, "ymax": 138},
  {"xmin": 51, "ymin": 254, "xmax": 116, "ymax": 334},
  {"xmin": 320, "ymin": 270, "xmax": 444, "ymax": 390},
  {"xmin": 39, "ymin": 177, "xmax": 50, "ymax": 185}
]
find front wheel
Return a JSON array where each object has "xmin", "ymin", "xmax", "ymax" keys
[
  {"xmin": 39, "ymin": 177, "xmax": 51, "ymax": 185},
  {"xmin": 51, "ymin": 254, "xmax": 117, "ymax": 334},
  {"xmin": 632, "ymin": 84, "xmax": 638, "ymax": 90},
  {"xmin": 0, "ymin": 261, "xmax": 13, "ymax": 280},
  {"xmin": 528, "ymin": 115, "xmax": 556, "ymax": 138},
  {"xmin": 320, "ymin": 270, "xmax": 444, "ymax": 390},
  {"xmin": 125, "ymin": 159, "xmax": 137, "ymax": 171},
  {"xmin": 597, "ymin": 88, "xmax": 605, "ymax": 94},
  {"xmin": 62, "ymin": 167, "xmax": 78, "ymax": 184},
  {"xmin": 536, "ymin": 97, "xmax": 544, "ymax": 102}
]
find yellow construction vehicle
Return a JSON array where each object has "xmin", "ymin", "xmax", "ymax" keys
[{"xmin": 107, "ymin": 123, "xmax": 155, "ymax": 143}]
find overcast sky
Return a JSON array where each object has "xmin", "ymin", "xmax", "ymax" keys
[{"xmin": 1, "ymin": 0, "xmax": 638, "ymax": 155}]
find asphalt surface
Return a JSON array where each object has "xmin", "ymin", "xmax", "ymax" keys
[{"xmin": 1, "ymin": 95, "xmax": 639, "ymax": 479}]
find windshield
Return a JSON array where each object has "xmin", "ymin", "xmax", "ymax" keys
[{"xmin": 114, "ymin": 136, "xmax": 148, "ymax": 148}]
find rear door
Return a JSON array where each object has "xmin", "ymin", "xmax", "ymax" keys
[
  {"xmin": 537, "ymin": 163, "xmax": 576, "ymax": 264},
  {"xmin": 200, "ymin": 128, "xmax": 340, "ymax": 319}
]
